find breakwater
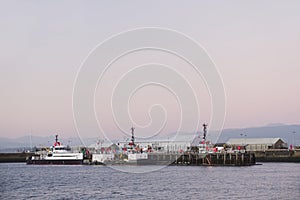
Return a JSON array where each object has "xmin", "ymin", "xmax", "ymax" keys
[
  {"xmin": 175, "ymin": 152, "xmax": 256, "ymax": 166},
  {"xmin": 253, "ymin": 150, "xmax": 300, "ymax": 162},
  {"xmin": 0, "ymin": 153, "xmax": 34, "ymax": 162},
  {"xmin": 99, "ymin": 151, "xmax": 256, "ymax": 166},
  {"xmin": 2, "ymin": 150, "xmax": 300, "ymax": 164}
]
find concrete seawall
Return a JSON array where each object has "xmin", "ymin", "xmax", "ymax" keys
[
  {"xmin": 0, "ymin": 153, "xmax": 34, "ymax": 162},
  {"xmin": 252, "ymin": 150, "xmax": 300, "ymax": 162},
  {"xmin": 1, "ymin": 150, "xmax": 300, "ymax": 164},
  {"xmin": 102, "ymin": 152, "xmax": 256, "ymax": 166}
]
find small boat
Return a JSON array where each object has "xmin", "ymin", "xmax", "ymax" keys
[{"xmin": 26, "ymin": 135, "xmax": 83, "ymax": 165}]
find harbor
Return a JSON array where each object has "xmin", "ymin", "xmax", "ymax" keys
[
  {"xmin": 92, "ymin": 152, "xmax": 256, "ymax": 166},
  {"xmin": 85, "ymin": 124, "xmax": 257, "ymax": 166},
  {"xmin": 2, "ymin": 149, "xmax": 299, "ymax": 164},
  {"xmin": 1, "ymin": 124, "xmax": 300, "ymax": 165}
]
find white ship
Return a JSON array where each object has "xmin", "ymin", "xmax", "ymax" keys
[{"xmin": 26, "ymin": 135, "xmax": 83, "ymax": 165}]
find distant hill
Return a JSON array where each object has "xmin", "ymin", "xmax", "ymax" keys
[
  {"xmin": 217, "ymin": 124, "xmax": 300, "ymax": 145},
  {"xmin": 0, "ymin": 135, "xmax": 98, "ymax": 152},
  {"xmin": 1, "ymin": 124, "xmax": 299, "ymax": 152}
]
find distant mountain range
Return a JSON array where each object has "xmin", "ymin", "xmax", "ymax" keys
[
  {"xmin": 0, "ymin": 135, "xmax": 99, "ymax": 152},
  {"xmin": 0, "ymin": 124, "xmax": 299, "ymax": 152},
  {"xmin": 217, "ymin": 124, "xmax": 300, "ymax": 144}
]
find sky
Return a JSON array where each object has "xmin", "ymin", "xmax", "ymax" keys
[{"xmin": 0, "ymin": 1, "xmax": 300, "ymax": 139}]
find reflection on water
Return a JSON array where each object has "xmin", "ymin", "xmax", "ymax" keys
[{"xmin": 0, "ymin": 163, "xmax": 299, "ymax": 199}]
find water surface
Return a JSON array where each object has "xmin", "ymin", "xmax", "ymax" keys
[{"xmin": 0, "ymin": 163, "xmax": 299, "ymax": 199}]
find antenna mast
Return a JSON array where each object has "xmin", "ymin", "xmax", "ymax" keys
[
  {"xmin": 55, "ymin": 135, "xmax": 58, "ymax": 143},
  {"xmin": 131, "ymin": 127, "xmax": 135, "ymax": 146},
  {"xmin": 203, "ymin": 123, "xmax": 208, "ymax": 141}
]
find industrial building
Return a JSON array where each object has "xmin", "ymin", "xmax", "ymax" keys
[
  {"xmin": 117, "ymin": 134, "xmax": 202, "ymax": 153},
  {"xmin": 226, "ymin": 138, "xmax": 287, "ymax": 151}
]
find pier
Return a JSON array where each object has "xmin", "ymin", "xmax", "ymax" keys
[
  {"xmin": 94, "ymin": 151, "xmax": 256, "ymax": 166},
  {"xmin": 175, "ymin": 152, "xmax": 256, "ymax": 166},
  {"xmin": 0, "ymin": 152, "xmax": 34, "ymax": 163},
  {"xmin": 252, "ymin": 149, "xmax": 300, "ymax": 162}
]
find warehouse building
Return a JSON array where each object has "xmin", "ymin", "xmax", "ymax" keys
[
  {"xmin": 117, "ymin": 134, "xmax": 202, "ymax": 153},
  {"xmin": 226, "ymin": 138, "xmax": 287, "ymax": 151}
]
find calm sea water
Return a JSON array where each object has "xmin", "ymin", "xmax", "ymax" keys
[{"xmin": 0, "ymin": 163, "xmax": 299, "ymax": 199}]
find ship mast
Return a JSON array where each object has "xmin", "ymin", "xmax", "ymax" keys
[
  {"xmin": 203, "ymin": 123, "xmax": 208, "ymax": 141},
  {"xmin": 55, "ymin": 134, "xmax": 58, "ymax": 143},
  {"xmin": 130, "ymin": 127, "xmax": 135, "ymax": 147}
]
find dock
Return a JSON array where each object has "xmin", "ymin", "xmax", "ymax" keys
[
  {"xmin": 94, "ymin": 151, "xmax": 256, "ymax": 166},
  {"xmin": 252, "ymin": 149, "xmax": 300, "ymax": 162},
  {"xmin": 0, "ymin": 152, "xmax": 34, "ymax": 163},
  {"xmin": 175, "ymin": 151, "xmax": 256, "ymax": 166}
]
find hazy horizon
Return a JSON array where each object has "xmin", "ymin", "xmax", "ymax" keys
[
  {"xmin": 1, "ymin": 122, "xmax": 299, "ymax": 140},
  {"xmin": 1, "ymin": 1, "xmax": 300, "ymax": 139}
]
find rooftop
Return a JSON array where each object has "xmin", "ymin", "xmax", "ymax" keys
[{"xmin": 226, "ymin": 138, "xmax": 286, "ymax": 145}]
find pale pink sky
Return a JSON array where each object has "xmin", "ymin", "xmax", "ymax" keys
[{"xmin": 0, "ymin": 1, "xmax": 299, "ymax": 138}]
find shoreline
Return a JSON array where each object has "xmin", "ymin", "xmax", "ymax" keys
[{"xmin": 1, "ymin": 150, "xmax": 299, "ymax": 163}]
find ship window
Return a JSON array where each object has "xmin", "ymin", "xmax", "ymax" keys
[{"xmin": 55, "ymin": 147, "xmax": 67, "ymax": 150}]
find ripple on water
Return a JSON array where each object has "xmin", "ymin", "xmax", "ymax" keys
[{"xmin": 0, "ymin": 163, "xmax": 299, "ymax": 199}]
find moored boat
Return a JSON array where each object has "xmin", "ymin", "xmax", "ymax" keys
[{"xmin": 26, "ymin": 135, "xmax": 83, "ymax": 165}]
